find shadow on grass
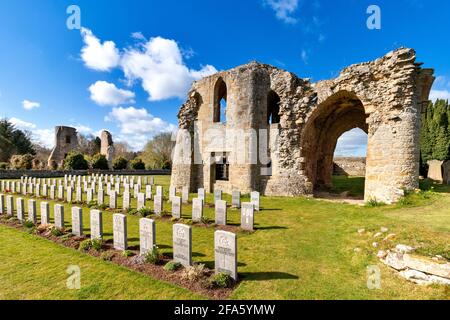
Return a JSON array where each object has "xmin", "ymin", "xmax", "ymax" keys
[
  {"xmin": 256, "ymin": 226, "xmax": 288, "ymax": 231},
  {"xmin": 240, "ymin": 272, "xmax": 299, "ymax": 281}
]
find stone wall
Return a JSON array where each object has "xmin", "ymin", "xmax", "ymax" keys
[
  {"xmin": 333, "ymin": 157, "xmax": 366, "ymax": 176},
  {"xmin": 171, "ymin": 48, "xmax": 435, "ymax": 204},
  {"xmin": 100, "ymin": 130, "xmax": 115, "ymax": 168}
]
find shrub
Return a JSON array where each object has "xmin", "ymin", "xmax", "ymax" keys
[
  {"xmin": 181, "ymin": 264, "xmax": 206, "ymax": 282},
  {"xmin": 31, "ymin": 158, "xmax": 42, "ymax": 170},
  {"xmin": 91, "ymin": 154, "xmax": 109, "ymax": 170},
  {"xmin": 10, "ymin": 154, "xmax": 34, "ymax": 170},
  {"xmin": 50, "ymin": 227, "xmax": 64, "ymax": 237},
  {"xmin": 130, "ymin": 158, "xmax": 145, "ymax": 170},
  {"xmin": 145, "ymin": 246, "xmax": 162, "ymax": 265},
  {"xmin": 164, "ymin": 261, "xmax": 182, "ymax": 272},
  {"xmin": 122, "ymin": 250, "xmax": 134, "ymax": 258},
  {"xmin": 78, "ymin": 239, "xmax": 102, "ymax": 252},
  {"xmin": 49, "ymin": 160, "xmax": 58, "ymax": 170},
  {"xmin": 0, "ymin": 162, "xmax": 9, "ymax": 169},
  {"xmin": 91, "ymin": 239, "xmax": 103, "ymax": 251},
  {"xmin": 366, "ymin": 198, "xmax": 385, "ymax": 207},
  {"xmin": 87, "ymin": 201, "xmax": 98, "ymax": 208},
  {"xmin": 137, "ymin": 207, "xmax": 152, "ymax": 217},
  {"xmin": 209, "ymin": 273, "xmax": 233, "ymax": 288},
  {"xmin": 100, "ymin": 251, "xmax": 115, "ymax": 261},
  {"xmin": 64, "ymin": 152, "xmax": 89, "ymax": 170},
  {"xmin": 23, "ymin": 220, "xmax": 35, "ymax": 228},
  {"xmin": 79, "ymin": 239, "xmax": 93, "ymax": 252},
  {"xmin": 113, "ymin": 157, "xmax": 128, "ymax": 170}
]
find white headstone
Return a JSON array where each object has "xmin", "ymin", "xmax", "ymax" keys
[
  {"xmin": 169, "ymin": 186, "xmax": 176, "ymax": 202},
  {"xmin": 71, "ymin": 207, "xmax": 83, "ymax": 236},
  {"xmin": 97, "ymin": 189, "xmax": 104, "ymax": 205},
  {"xmin": 192, "ymin": 198, "xmax": 203, "ymax": 223},
  {"xmin": 139, "ymin": 218, "xmax": 156, "ymax": 256},
  {"xmin": 172, "ymin": 196, "xmax": 182, "ymax": 219},
  {"xmin": 54, "ymin": 204, "xmax": 64, "ymax": 229},
  {"xmin": 16, "ymin": 198, "xmax": 25, "ymax": 222},
  {"xmin": 182, "ymin": 186, "xmax": 189, "ymax": 204},
  {"xmin": 251, "ymin": 191, "xmax": 260, "ymax": 211},
  {"xmin": 6, "ymin": 195, "xmax": 14, "ymax": 216},
  {"xmin": 113, "ymin": 214, "xmax": 127, "ymax": 251},
  {"xmin": 40, "ymin": 202, "xmax": 50, "ymax": 225},
  {"xmin": 137, "ymin": 193, "xmax": 146, "ymax": 210},
  {"xmin": 232, "ymin": 191, "xmax": 241, "ymax": 209},
  {"xmin": 145, "ymin": 185, "xmax": 152, "ymax": 200},
  {"xmin": 215, "ymin": 200, "xmax": 227, "ymax": 226},
  {"xmin": 198, "ymin": 188, "xmax": 205, "ymax": 202},
  {"xmin": 109, "ymin": 191, "xmax": 117, "ymax": 209},
  {"xmin": 154, "ymin": 195, "xmax": 163, "ymax": 216},
  {"xmin": 173, "ymin": 224, "xmax": 192, "ymax": 267},
  {"xmin": 123, "ymin": 192, "xmax": 130, "ymax": 211},
  {"xmin": 28, "ymin": 199, "xmax": 37, "ymax": 223},
  {"xmin": 0, "ymin": 194, "xmax": 4, "ymax": 214},
  {"xmin": 214, "ymin": 189, "xmax": 222, "ymax": 203},
  {"xmin": 215, "ymin": 231, "xmax": 238, "ymax": 281},
  {"xmin": 90, "ymin": 210, "xmax": 103, "ymax": 240},
  {"xmin": 241, "ymin": 203, "xmax": 254, "ymax": 231}
]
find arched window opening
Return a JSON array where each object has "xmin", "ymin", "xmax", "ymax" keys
[
  {"xmin": 267, "ymin": 90, "xmax": 281, "ymax": 125},
  {"xmin": 214, "ymin": 78, "xmax": 227, "ymax": 123}
]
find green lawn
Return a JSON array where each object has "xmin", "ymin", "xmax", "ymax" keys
[{"xmin": 0, "ymin": 175, "xmax": 449, "ymax": 300}]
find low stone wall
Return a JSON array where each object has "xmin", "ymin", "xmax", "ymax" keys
[
  {"xmin": 333, "ymin": 157, "xmax": 366, "ymax": 177},
  {"xmin": 0, "ymin": 170, "xmax": 171, "ymax": 179}
]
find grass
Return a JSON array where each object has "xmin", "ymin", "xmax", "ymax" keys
[{"xmin": 0, "ymin": 175, "xmax": 449, "ymax": 300}]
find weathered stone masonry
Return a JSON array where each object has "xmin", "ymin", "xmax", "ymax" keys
[{"xmin": 171, "ymin": 48, "xmax": 435, "ymax": 204}]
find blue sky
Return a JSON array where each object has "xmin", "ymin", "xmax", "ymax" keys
[{"xmin": 0, "ymin": 0, "xmax": 449, "ymax": 154}]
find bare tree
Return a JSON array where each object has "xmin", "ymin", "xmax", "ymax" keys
[{"xmin": 141, "ymin": 132, "xmax": 175, "ymax": 170}]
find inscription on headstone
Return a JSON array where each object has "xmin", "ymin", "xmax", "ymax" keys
[
  {"xmin": 71, "ymin": 207, "xmax": 83, "ymax": 236},
  {"xmin": 173, "ymin": 224, "xmax": 192, "ymax": 267},
  {"xmin": 28, "ymin": 199, "xmax": 37, "ymax": 224},
  {"xmin": 137, "ymin": 193, "xmax": 146, "ymax": 210},
  {"xmin": 215, "ymin": 231, "xmax": 238, "ymax": 280},
  {"xmin": 113, "ymin": 214, "xmax": 127, "ymax": 251},
  {"xmin": 241, "ymin": 203, "xmax": 254, "ymax": 231},
  {"xmin": 139, "ymin": 218, "xmax": 156, "ymax": 256},
  {"xmin": 90, "ymin": 210, "xmax": 103, "ymax": 240},
  {"xmin": 154, "ymin": 195, "xmax": 163, "ymax": 216}
]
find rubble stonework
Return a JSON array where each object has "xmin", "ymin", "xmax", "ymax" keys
[
  {"xmin": 100, "ymin": 130, "xmax": 115, "ymax": 168},
  {"xmin": 171, "ymin": 48, "xmax": 435, "ymax": 203},
  {"xmin": 47, "ymin": 126, "xmax": 78, "ymax": 169},
  {"xmin": 333, "ymin": 157, "xmax": 366, "ymax": 177}
]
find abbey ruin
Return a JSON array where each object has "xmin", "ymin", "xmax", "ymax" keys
[
  {"xmin": 47, "ymin": 126, "xmax": 78, "ymax": 168},
  {"xmin": 171, "ymin": 48, "xmax": 435, "ymax": 204}
]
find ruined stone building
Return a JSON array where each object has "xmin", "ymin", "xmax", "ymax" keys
[
  {"xmin": 171, "ymin": 48, "xmax": 435, "ymax": 203},
  {"xmin": 47, "ymin": 126, "xmax": 78, "ymax": 168},
  {"xmin": 100, "ymin": 130, "xmax": 115, "ymax": 168}
]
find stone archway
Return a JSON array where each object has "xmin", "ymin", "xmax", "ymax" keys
[{"xmin": 301, "ymin": 91, "xmax": 368, "ymax": 191}]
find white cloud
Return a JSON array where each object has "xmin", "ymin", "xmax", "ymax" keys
[
  {"xmin": 9, "ymin": 118, "xmax": 54, "ymax": 149},
  {"xmin": 131, "ymin": 32, "xmax": 146, "ymax": 41},
  {"xmin": 264, "ymin": 0, "xmax": 299, "ymax": 24},
  {"xmin": 22, "ymin": 100, "xmax": 40, "ymax": 110},
  {"xmin": 10, "ymin": 117, "xmax": 37, "ymax": 130},
  {"xmin": 120, "ymin": 36, "xmax": 217, "ymax": 101},
  {"xmin": 80, "ymin": 28, "xmax": 120, "ymax": 71},
  {"xmin": 430, "ymin": 90, "xmax": 450, "ymax": 102},
  {"xmin": 335, "ymin": 128, "xmax": 368, "ymax": 157},
  {"xmin": 88, "ymin": 81, "xmax": 135, "ymax": 106},
  {"xmin": 105, "ymin": 106, "xmax": 176, "ymax": 150}
]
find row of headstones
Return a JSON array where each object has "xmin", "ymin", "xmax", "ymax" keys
[
  {"xmin": 0, "ymin": 194, "xmax": 237, "ymax": 280},
  {"xmin": 0, "ymin": 188, "xmax": 256, "ymax": 232}
]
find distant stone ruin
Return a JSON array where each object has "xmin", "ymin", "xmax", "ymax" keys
[
  {"xmin": 333, "ymin": 157, "xmax": 366, "ymax": 177},
  {"xmin": 171, "ymin": 48, "xmax": 435, "ymax": 204},
  {"xmin": 100, "ymin": 130, "xmax": 115, "ymax": 168},
  {"xmin": 47, "ymin": 126, "xmax": 78, "ymax": 169}
]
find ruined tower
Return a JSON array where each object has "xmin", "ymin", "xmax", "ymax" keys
[
  {"xmin": 171, "ymin": 48, "xmax": 435, "ymax": 204},
  {"xmin": 100, "ymin": 130, "xmax": 115, "ymax": 169},
  {"xmin": 47, "ymin": 126, "xmax": 78, "ymax": 169}
]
